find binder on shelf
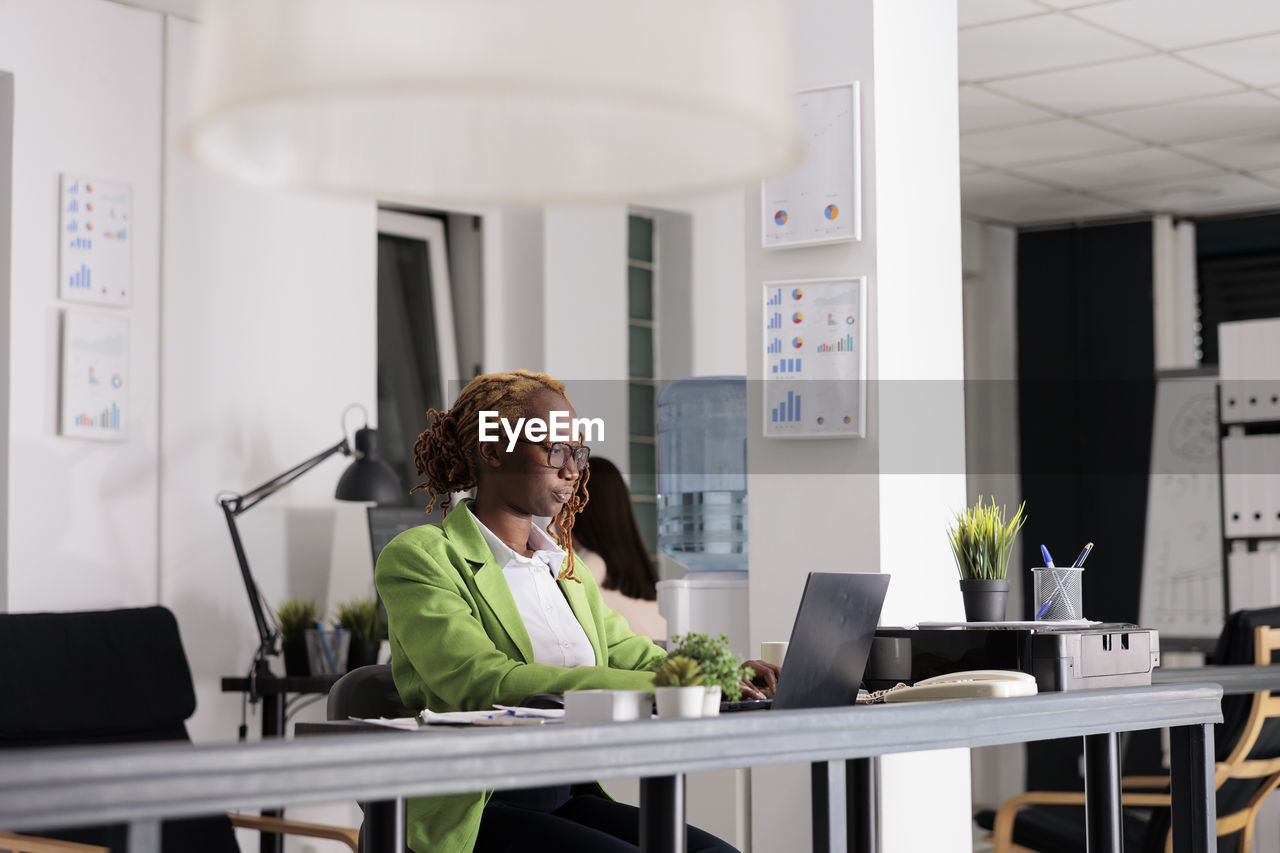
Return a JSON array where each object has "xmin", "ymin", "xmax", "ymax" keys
[{"xmin": 1227, "ymin": 550, "xmax": 1280, "ymax": 611}]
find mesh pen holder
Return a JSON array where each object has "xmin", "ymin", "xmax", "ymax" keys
[
  {"xmin": 1033, "ymin": 567, "xmax": 1083, "ymax": 621},
  {"xmin": 304, "ymin": 627, "xmax": 350, "ymax": 675}
]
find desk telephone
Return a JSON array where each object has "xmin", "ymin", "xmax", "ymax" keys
[{"xmin": 882, "ymin": 670, "xmax": 1037, "ymax": 703}]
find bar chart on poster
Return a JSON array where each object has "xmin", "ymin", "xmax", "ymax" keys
[
  {"xmin": 762, "ymin": 278, "xmax": 865, "ymax": 439},
  {"xmin": 60, "ymin": 310, "xmax": 129, "ymax": 440},
  {"xmin": 59, "ymin": 174, "xmax": 132, "ymax": 307},
  {"xmin": 1140, "ymin": 373, "xmax": 1222, "ymax": 639}
]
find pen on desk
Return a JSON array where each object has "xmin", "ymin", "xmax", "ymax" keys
[
  {"xmin": 1040, "ymin": 544, "xmax": 1055, "ymax": 568},
  {"xmin": 1072, "ymin": 542, "xmax": 1094, "ymax": 568},
  {"xmin": 315, "ymin": 620, "xmax": 338, "ymax": 673}
]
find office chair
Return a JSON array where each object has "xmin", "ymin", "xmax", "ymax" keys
[
  {"xmin": 976, "ymin": 605, "xmax": 1280, "ymax": 853},
  {"xmin": 326, "ymin": 665, "xmax": 415, "ymax": 853},
  {"xmin": 0, "ymin": 606, "xmax": 359, "ymax": 852}
]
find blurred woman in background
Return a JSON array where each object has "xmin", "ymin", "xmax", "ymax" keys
[{"xmin": 572, "ymin": 457, "xmax": 666, "ymax": 641}]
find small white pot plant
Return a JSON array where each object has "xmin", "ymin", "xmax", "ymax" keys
[
  {"xmin": 652, "ymin": 655, "xmax": 707, "ymax": 719},
  {"xmin": 667, "ymin": 633, "xmax": 754, "ymax": 717}
]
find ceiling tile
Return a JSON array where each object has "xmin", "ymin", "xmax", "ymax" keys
[
  {"xmin": 958, "ymin": 14, "xmax": 1149, "ymax": 82},
  {"xmin": 986, "ymin": 55, "xmax": 1240, "ymax": 115},
  {"xmin": 1254, "ymin": 166, "xmax": 1280, "ymax": 186},
  {"xmin": 959, "ymin": 0, "xmax": 1047, "ymax": 27},
  {"xmin": 1073, "ymin": 0, "xmax": 1280, "ymax": 50},
  {"xmin": 1181, "ymin": 33, "xmax": 1280, "ymax": 88},
  {"xmin": 960, "ymin": 162, "xmax": 991, "ymax": 175},
  {"xmin": 960, "ymin": 119, "xmax": 1138, "ymax": 166},
  {"xmin": 1098, "ymin": 173, "xmax": 1280, "ymax": 214},
  {"xmin": 1013, "ymin": 148, "xmax": 1223, "ymax": 190},
  {"xmin": 959, "ymin": 86, "xmax": 1057, "ymax": 132},
  {"xmin": 1034, "ymin": 0, "xmax": 1105, "ymax": 7},
  {"xmin": 1174, "ymin": 132, "xmax": 1280, "ymax": 170},
  {"xmin": 1089, "ymin": 91, "xmax": 1280, "ymax": 144},
  {"xmin": 964, "ymin": 190, "xmax": 1138, "ymax": 224}
]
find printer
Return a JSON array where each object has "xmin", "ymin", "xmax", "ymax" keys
[{"xmin": 865, "ymin": 624, "xmax": 1161, "ymax": 693}]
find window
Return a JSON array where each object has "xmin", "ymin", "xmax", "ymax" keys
[
  {"xmin": 376, "ymin": 210, "xmax": 459, "ymax": 505},
  {"xmin": 627, "ymin": 214, "xmax": 658, "ymax": 557}
]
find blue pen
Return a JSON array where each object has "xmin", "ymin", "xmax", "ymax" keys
[
  {"xmin": 1035, "ymin": 545, "xmax": 1057, "ymax": 620},
  {"xmin": 315, "ymin": 621, "xmax": 338, "ymax": 673},
  {"xmin": 1072, "ymin": 542, "xmax": 1094, "ymax": 568}
]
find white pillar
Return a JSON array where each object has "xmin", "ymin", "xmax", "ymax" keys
[{"xmin": 747, "ymin": 1, "xmax": 970, "ymax": 850}]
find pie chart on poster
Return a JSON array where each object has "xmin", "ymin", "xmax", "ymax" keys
[
  {"xmin": 792, "ymin": 312, "xmax": 803, "ymax": 324},
  {"xmin": 774, "ymin": 210, "xmax": 788, "ymax": 226},
  {"xmin": 792, "ymin": 337, "xmax": 804, "ymax": 349},
  {"xmin": 825, "ymin": 204, "xmax": 839, "ymax": 220}
]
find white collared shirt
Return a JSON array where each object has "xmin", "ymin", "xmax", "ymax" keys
[{"xmin": 473, "ymin": 515, "xmax": 596, "ymax": 668}]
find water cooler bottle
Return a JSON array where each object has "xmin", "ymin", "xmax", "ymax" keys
[{"xmin": 655, "ymin": 377, "xmax": 749, "ymax": 657}]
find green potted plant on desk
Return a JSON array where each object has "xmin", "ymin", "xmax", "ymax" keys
[
  {"xmin": 948, "ymin": 497, "xmax": 1027, "ymax": 622},
  {"xmin": 336, "ymin": 596, "xmax": 384, "ymax": 671},
  {"xmin": 277, "ymin": 598, "xmax": 320, "ymax": 676},
  {"xmin": 667, "ymin": 633, "xmax": 754, "ymax": 717},
  {"xmin": 652, "ymin": 655, "xmax": 706, "ymax": 719}
]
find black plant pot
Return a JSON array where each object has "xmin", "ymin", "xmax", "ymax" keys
[
  {"xmin": 282, "ymin": 640, "xmax": 310, "ymax": 677},
  {"xmin": 959, "ymin": 578, "xmax": 1009, "ymax": 622},
  {"xmin": 347, "ymin": 640, "xmax": 381, "ymax": 672}
]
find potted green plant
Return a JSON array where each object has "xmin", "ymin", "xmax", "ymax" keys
[
  {"xmin": 947, "ymin": 497, "xmax": 1028, "ymax": 622},
  {"xmin": 667, "ymin": 633, "xmax": 754, "ymax": 716},
  {"xmin": 276, "ymin": 598, "xmax": 320, "ymax": 676},
  {"xmin": 652, "ymin": 655, "xmax": 706, "ymax": 718},
  {"xmin": 336, "ymin": 596, "xmax": 384, "ymax": 671}
]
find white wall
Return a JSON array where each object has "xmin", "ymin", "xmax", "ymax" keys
[
  {"xmin": 0, "ymin": 70, "xmax": 12, "ymax": 610},
  {"xmin": 161, "ymin": 18, "xmax": 377, "ymax": 748},
  {"xmin": 0, "ymin": 0, "xmax": 163, "ymax": 611}
]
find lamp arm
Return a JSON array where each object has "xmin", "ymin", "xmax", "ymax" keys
[
  {"xmin": 217, "ymin": 436, "xmax": 353, "ymax": 661},
  {"xmin": 224, "ymin": 438, "xmax": 351, "ymax": 516}
]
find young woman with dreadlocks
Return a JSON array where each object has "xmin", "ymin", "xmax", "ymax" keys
[{"xmin": 375, "ymin": 370, "xmax": 775, "ymax": 853}]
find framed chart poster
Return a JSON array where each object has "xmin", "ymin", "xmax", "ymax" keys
[
  {"xmin": 761, "ymin": 82, "xmax": 861, "ymax": 249},
  {"xmin": 60, "ymin": 310, "xmax": 129, "ymax": 440},
  {"xmin": 59, "ymin": 174, "xmax": 133, "ymax": 307},
  {"xmin": 763, "ymin": 277, "xmax": 866, "ymax": 439}
]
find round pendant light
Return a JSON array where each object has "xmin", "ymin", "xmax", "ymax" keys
[{"xmin": 183, "ymin": 0, "xmax": 802, "ymax": 205}]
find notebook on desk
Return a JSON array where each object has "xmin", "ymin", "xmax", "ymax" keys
[{"xmin": 723, "ymin": 572, "xmax": 890, "ymax": 712}]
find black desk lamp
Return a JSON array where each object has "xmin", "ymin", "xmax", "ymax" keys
[{"xmin": 219, "ymin": 404, "xmax": 401, "ymax": 677}]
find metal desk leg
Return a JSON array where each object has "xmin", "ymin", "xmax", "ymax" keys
[
  {"xmin": 126, "ymin": 819, "xmax": 160, "ymax": 853},
  {"xmin": 811, "ymin": 761, "xmax": 847, "ymax": 853},
  {"xmin": 364, "ymin": 799, "xmax": 405, "ymax": 853},
  {"xmin": 848, "ymin": 757, "xmax": 877, "ymax": 853},
  {"xmin": 640, "ymin": 774, "xmax": 686, "ymax": 853},
  {"xmin": 1084, "ymin": 732, "xmax": 1123, "ymax": 853},
  {"xmin": 259, "ymin": 693, "xmax": 286, "ymax": 853},
  {"xmin": 1169, "ymin": 723, "xmax": 1216, "ymax": 853}
]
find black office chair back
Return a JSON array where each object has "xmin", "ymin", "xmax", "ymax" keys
[
  {"xmin": 327, "ymin": 664, "xmax": 413, "ymax": 721},
  {"xmin": 0, "ymin": 607, "xmax": 238, "ymax": 852}
]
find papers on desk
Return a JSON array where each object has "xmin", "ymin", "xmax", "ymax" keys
[
  {"xmin": 915, "ymin": 620, "xmax": 1101, "ymax": 629},
  {"xmin": 420, "ymin": 706, "xmax": 565, "ymax": 726},
  {"xmin": 352, "ymin": 706, "xmax": 565, "ymax": 728}
]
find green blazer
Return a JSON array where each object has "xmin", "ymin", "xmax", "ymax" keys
[{"xmin": 375, "ymin": 502, "xmax": 667, "ymax": 853}]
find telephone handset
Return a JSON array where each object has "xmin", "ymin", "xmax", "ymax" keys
[{"xmin": 881, "ymin": 669, "xmax": 1037, "ymax": 703}]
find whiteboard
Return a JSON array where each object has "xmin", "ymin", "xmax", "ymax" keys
[{"xmin": 1139, "ymin": 371, "xmax": 1222, "ymax": 638}]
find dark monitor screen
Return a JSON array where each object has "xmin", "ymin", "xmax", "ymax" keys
[{"xmin": 367, "ymin": 506, "xmax": 441, "ymax": 571}]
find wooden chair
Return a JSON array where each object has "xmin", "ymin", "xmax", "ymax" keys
[
  {"xmin": 979, "ymin": 606, "xmax": 1280, "ymax": 853},
  {"xmin": 0, "ymin": 607, "xmax": 359, "ymax": 852}
]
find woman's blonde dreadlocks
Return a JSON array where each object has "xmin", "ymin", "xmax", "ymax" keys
[{"xmin": 410, "ymin": 370, "xmax": 591, "ymax": 582}]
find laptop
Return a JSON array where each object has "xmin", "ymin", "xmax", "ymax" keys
[{"xmin": 722, "ymin": 572, "xmax": 890, "ymax": 712}]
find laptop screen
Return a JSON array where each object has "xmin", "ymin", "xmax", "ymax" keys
[{"xmin": 771, "ymin": 572, "xmax": 890, "ymax": 710}]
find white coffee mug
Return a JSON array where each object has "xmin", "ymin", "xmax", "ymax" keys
[{"xmin": 760, "ymin": 641, "xmax": 789, "ymax": 667}]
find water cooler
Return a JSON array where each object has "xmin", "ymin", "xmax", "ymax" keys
[{"xmin": 654, "ymin": 377, "xmax": 749, "ymax": 657}]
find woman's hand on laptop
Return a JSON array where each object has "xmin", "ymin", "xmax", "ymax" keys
[{"xmin": 738, "ymin": 660, "xmax": 780, "ymax": 699}]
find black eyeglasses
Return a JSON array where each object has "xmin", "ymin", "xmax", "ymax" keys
[{"xmin": 516, "ymin": 439, "xmax": 590, "ymax": 470}]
